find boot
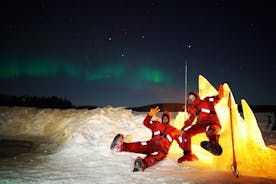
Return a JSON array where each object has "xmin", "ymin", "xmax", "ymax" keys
[
  {"xmin": 110, "ymin": 134, "xmax": 124, "ymax": 151},
  {"xmin": 133, "ymin": 157, "xmax": 146, "ymax": 172},
  {"xmin": 200, "ymin": 141, "xmax": 223, "ymax": 156},
  {"xmin": 178, "ymin": 151, "xmax": 198, "ymax": 163}
]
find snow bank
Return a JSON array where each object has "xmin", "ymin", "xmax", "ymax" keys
[{"xmin": 0, "ymin": 106, "xmax": 276, "ymax": 184}]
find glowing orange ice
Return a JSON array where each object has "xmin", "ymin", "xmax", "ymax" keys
[{"xmin": 169, "ymin": 75, "xmax": 276, "ymax": 178}]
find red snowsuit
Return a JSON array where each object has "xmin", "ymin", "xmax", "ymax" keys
[
  {"xmin": 121, "ymin": 114, "xmax": 182, "ymax": 169},
  {"xmin": 181, "ymin": 93, "xmax": 222, "ymax": 152}
]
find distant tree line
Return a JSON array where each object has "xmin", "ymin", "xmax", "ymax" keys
[{"xmin": 0, "ymin": 94, "xmax": 73, "ymax": 109}]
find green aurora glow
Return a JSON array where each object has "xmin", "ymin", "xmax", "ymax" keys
[{"xmin": 0, "ymin": 56, "xmax": 173, "ymax": 87}]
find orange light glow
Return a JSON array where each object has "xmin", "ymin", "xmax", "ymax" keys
[{"xmin": 168, "ymin": 75, "xmax": 276, "ymax": 178}]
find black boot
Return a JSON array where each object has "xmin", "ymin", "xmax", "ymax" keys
[
  {"xmin": 200, "ymin": 141, "xmax": 223, "ymax": 156},
  {"xmin": 133, "ymin": 157, "xmax": 146, "ymax": 172},
  {"xmin": 110, "ymin": 134, "xmax": 124, "ymax": 151}
]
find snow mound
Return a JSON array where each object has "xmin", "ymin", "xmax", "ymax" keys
[{"xmin": 0, "ymin": 106, "xmax": 275, "ymax": 183}]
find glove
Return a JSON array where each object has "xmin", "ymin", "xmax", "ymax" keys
[
  {"xmin": 218, "ymin": 84, "xmax": 224, "ymax": 99},
  {"xmin": 148, "ymin": 106, "xmax": 160, "ymax": 116}
]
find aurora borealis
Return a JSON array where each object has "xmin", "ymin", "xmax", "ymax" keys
[
  {"xmin": 1, "ymin": 1, "xmax": 275, "ymax": 106},
  {"xmin": 0, "ymin": 56, "xmax": 172, "ymax": 84},
  {"xmin": 0, "ymin": 56, "xmax": 182, "ymax": 105}
]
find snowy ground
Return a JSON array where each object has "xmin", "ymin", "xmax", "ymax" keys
[{"xmin": 0, "ymin": 107, "xmax": 276, "ymax": 184}]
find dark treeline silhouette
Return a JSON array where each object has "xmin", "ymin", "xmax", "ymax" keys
[
  {"xmin": 128, "ymin": 103, "xmax": 276, "ymax": 131},
  {"xmin": 0, "ymin": 94, "xmax": 73, "ymax": 109}
]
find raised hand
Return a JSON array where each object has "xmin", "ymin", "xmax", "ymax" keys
[{"xmin": 148, "ymin": 106, "xmax": 160, "ymax": 116}]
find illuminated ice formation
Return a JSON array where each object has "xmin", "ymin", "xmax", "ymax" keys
[{"xmin": 169, "ymin": 75, "xmax": 276, "ymax": 178}]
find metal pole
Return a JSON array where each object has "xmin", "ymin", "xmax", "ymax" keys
[
  {"xmin": 228, "ymin": 93, "xmax": 239, "ymax": 178},
  {"xmin": 184, "ymin": 61, "xmax": 188, "ymax": 113}
]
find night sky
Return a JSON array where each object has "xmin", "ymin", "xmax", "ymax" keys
[{"xmin": 0, "ymin": 0, "xmax": 275, "ymax": 106}]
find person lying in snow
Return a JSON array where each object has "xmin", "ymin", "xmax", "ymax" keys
[
  {"xmin": 178, "ymin": 84, "xmax": 224, "ymax": 163},
  {"xmin": 111, "ymin": 106, "xmax": 183, "ymax": 172}
]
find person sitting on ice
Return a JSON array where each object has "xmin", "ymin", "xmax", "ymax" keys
[
  {"xmin": 110, "ymin": 106, "xmax": 183, "ymax": 172},
  {"xmin": 178, "ymin": 84, "xmax": 224, "ymax": 163}
]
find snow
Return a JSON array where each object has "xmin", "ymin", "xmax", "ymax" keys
[{"xmin": 0, "ymin": 106, "xmax": 276, "ymax": 184}]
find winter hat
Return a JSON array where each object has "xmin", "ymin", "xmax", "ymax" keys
[
  {"xmin": 162, "ymin": 111, "xmax": 171, "ymax": 122},
  {"xmin": 188, "ymin": 91, "xmax": 199, "ymax": 100}
]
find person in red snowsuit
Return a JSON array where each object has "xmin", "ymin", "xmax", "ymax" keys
[
  {"xmin": 178, "ymin": 85, "xmax": 224, "ymax": 162},
  {"xmin": 111, "ymin": 106, "xmax": 183, "ymax": 172}
]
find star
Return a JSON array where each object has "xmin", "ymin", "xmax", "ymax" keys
[
  {"xmin": 108, "ymin": 37, "xmax": 112, "ymax": 41},
  {"xmin": 187, "ymin": 45, "xmax": 191, "ymax": 48}
]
